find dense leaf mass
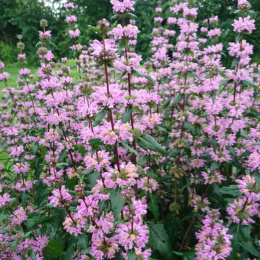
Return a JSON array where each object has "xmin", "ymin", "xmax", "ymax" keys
[{"xmin": 0, "ymin": 0, "xmax": 260, "ymax": 259}]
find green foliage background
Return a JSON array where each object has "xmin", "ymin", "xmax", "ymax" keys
[{"xmin": 0, "ymin": 0, "xmax": 260, "ymax": 64}]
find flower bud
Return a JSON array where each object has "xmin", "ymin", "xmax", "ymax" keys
[{"xmin": 40, "ymin": 19, "xmax": 48, "ymax": 27}]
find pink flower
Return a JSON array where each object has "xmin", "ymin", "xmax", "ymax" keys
[
  {"xmin": 11, "ymin": 207, "xmax": 27, "ymax": 225},
  {"xmin": 13, "ymin": 162, "xmax": 30, "ymax": 174},
  {"xmin": 227, "ymin": 198, "xmax": 259, "ymax": 225},
  {"xmin": 248, "ymin": 152, "xmax": 260, "ymax": 170},
  {"xmin": 15, "ymin": 180, "xmax": 33, "ymax": 192},
  {"xmin": 232, "ymin": 16, "xmax": 255, "ymax": 34},
  {"xmin": 115, "ymin": 221, "xmax": 149, "ymax": 251},
  {"xmin": 39, "ymin": 30, "xmax": 51, "ymax": 41},
  {"xmin": 68, "ymin": 29, "xmax": 81, "ymax": 38},
  {"xmin": 90, "ymin": 236, "xmax": 119, "ymax": 260},
  {"xmin": 0, "ymin": 193, "xmax": 11, "ymax": 208},
  {"xmin": 236, "ymin": 175, "xmax": 260, "ymax": 201},
  {"xmin": 19, "ymin": 68, "xmax": 30, "ymax": 76},
  {"xmin": 0, "ymin": 72, "xmax": 10, "ymax": 81},
  {"xmin": 195, "ymin": 210, "xmax": 233, "ymax": 260},
  {"xmin": 49, "ymin": 186, "xmax": 72, "ymax": 208},
  {"xmin": 207, "ymin": 28, "xmax": 221, "ymax": 38},
  {"xmin": 65, "ymin": 2, "xmax": 74, "ymax": 9},
  {"xmin": 110, "ymin": 0, "xmax": 135, "ymax": 14},
  {"xmin": 0, "ymin": 60, "xmax": 5, "ymax": 70},
  {"xmin": 77, "ymin": 195, "xmax": 99, "ymax": 217},
  {"xmin": 66, "ymin": 15, "xmax": 77, "ymax": 23},
  {"xmin": 63, "ymin": 212, "xmax": 86, "ymax": 236},
  {"xmin": 238, "ymin": 0, "xmax": 251, "ymax": 10}
]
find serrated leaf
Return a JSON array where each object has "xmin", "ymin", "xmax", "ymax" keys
[
  {"xmin": 148, "ymin": 194, "xmax": 159, "ymax": 221},
  {"xmin": 111, "ymin": 14, "xmax": 118, "ymax": 20},
  {"xmin": 137, "ymin": 134, "xmax": 167, "ymax": 155},
  {"xmin": 120, "ymin": 142, "xmax": 140, "ymax": 159},
  {"xmin": 219, "ymin": 79, "xmax": 232, "ymax": 87},
  {"xmin": 109, "ymin": 188, "xmax": 124, "ymax": 220},
  {"xmin": 77, "ymin": 235, "xmax": 88, "ymax": 250},
  {"xmin": 45, "ymin": 240, "xmax": 64, "ymax": 258},
  {"xmin": 128, "ymin": 13, "xmax": 137, "ymax": 18},
  {"xmin": 239, "ymin": 130, "xmax": 250, "ymax": 140},
  {"xmin": 241, "ymin": 79, "xmax": 257, "ymax": 88},
  {"xmin": 146, "ymin": 171, "xmax": 159, "ymax": 180},
  {"xmin": 93, "ymin": 109, "xmax": 107, "ymax": 127},
  {"xmin": 122, "ymin": 106, "xmax": 133, "ymax": 123},
  {"xmin": 219, "ymin": 185, "xmax": 241, "ymax": 197},
  {"xmin": 211, "ymin": 136, "xmax": 218, "ymax": 151},
  {"xmin": 169, "ymin": 148, "xmax": 180, "ymax": 158},
  {"xmin": 253, "ymin": 172, "xmax": 260, "ymax": 187},
  {"xmin": 87, "ymin": 25, "xmax": 101, "ymax": 34},
  {"xmin": 184, "ymin": 121, "xmax": 195, "ymax": 134},
  {"xmin": 210, "ymin": 162, "xmax": 219, "ymax": 172},
  {"xmin": 133, "ymin": 70, "xmax": 154, "ymax": 82},
  {"xmin": 89, "ymin": 171, "xmax": 100, "ymax": 188},
  {"xmin": 163, "ymin": 96, "xmax": 172, "ymax": 108},
  {"xmin": 241, "ymin": 241, "xmax": 260, "ymax": 258},
  {"xmin": 231, "ymin": 58, "xmax": 239, "ymax": 69},
  {"xmin": 127, "ymin": 250, "xmax": 137, "ymax": 260},
  {"xmin": 108, "ymin": 21, "xmax": 117, "ymax": 31},
  {"xmin": 171, "ymin": 94, "xmax": 185, "ymax": 107},
  {"xmin": 148, "ymin": 223, "xmax": 173, "ymax": 260},
  {"xmin": 88, "ymin": 138, "xmax": 104, "ymax": 145},
  {"xmin": 0, "ymin": 212, "xmax": 8, "ymax": 222}
]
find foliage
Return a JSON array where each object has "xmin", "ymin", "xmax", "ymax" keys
[{"xmin": 0, "ymin": 0, "xmax": 260, "ymax": 260}]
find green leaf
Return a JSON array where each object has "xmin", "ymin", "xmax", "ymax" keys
[
  {"xmin": 253, "ymin": 172, "xmax": 260, "ymax": 187},
  {"xmin": 173, "ymin": 251, "xmax": 183, "ymax": 256},
  {"xmin": 163, "ymin": 96, "xmax": 172, "ymax": 108},
  {"xmin": 109, "ymin": 188, "xmax": 124, "ymax": 220},
  {"xmin": 171, "ymin": 94, "xmax": 185, "ymax": 107},
  {"xmin": 88, "ymin": 138, "xmax": 104, "ymax": 145},
  {"xmin": 219, "ymin": 79, "xmax": 232, "ymax": 87},
  {"xmin": 0, "ymin": 211, "xmax": 8, "ymax": 222},
  {"xmin": 239, "ymin": 130, "xmax": 250, "ymax": 140},
  {"xmin": 146, "ymin": 171, "xmax": 159, "ymax": 180},
  {"xmin": 211, "ymin": 136, "xmax": 218, "ymax": 151},
  {"xmin": 25, "ymin": 214, "xmax": 51, "ymax": 229},
  {"xmin": 236, "ymin": 34, "xmax": 242, "ymax": 42},
  {"xmin": 61, "ymin": 237, "xmax": 76, "ymax": 260},
  {"xmin": 231, "ymin": 58, "xmax": 239, "ymax": 69},
  {"xmin": 219, "ymin": 185, "xmax": 241, "ymax": 197},
  {"xmin": 128, "ymin": 13, "xmax": 137, "ymax": 18},
  {"xmin": 241, "ymin": 79, "xmax": 257, "ymax": 88},
  {"xmin": 148, "ymin": 194, "xmax": 159, "ymax": 221},
  {"xmin": 93, "ymin": 108, "xmax": 107, "ymax": 127},
  {"xmin": 77, "ymin": 235, "xmax": 88, "ymax": 250},
  {"xmin": 210, "ymin": 162, "xmax": 219, "ymax": 172},
  {"xmin": 108, "ymin": 21, "xmax": 117, "ymax": 31},
  {"xmin": 241, "ymin": 241, "xmax": 260, "ymax": 258},
  {"xmin": 89, "ymin": 171, "xmax": 100, "ymax": 188},
  {"xmin": 120, "ymin": 142, "xmax": 140, "ymax": 159},
  {"xmin": 148, "ymin": 223, "xmax": 173, "ymax": 260},
  {"xmin": 87, "ymin": 25, "xmax": 101, "ymax": 34},
  {"xmin": 127, "ymin": 250, "xmax": 137, "ymax": 260},
  {"xmin": 111, "ymin": 14, "xmax": 118, "ymax": 20},
  {"xmin": 133, "ymin": 70, "xmax": 154, "ymax": 82},
  {"xmin": 137, "ymin": 134, "xmax": 167, "ymax": 155},
  {"xmin": 74, "ymin": 145, "xmax": 86, "ymax": 157},
  {"xmin": 169, "ymin": 148, "xmax": 180, "ymax": 158},
  {"xmin": 122, "ymin": 106, "xmax": 133, "ymax": 123},
  {"xmin": 45, "ymin": 240, "xmax": 64, "ymax": 258},
  {"xmin": 116, "ymin": 71, "xmax": 127, "ymax": 81},
  {"xmin": 184, "ymin": 121, "xmax": 195, "ymax": 134}
]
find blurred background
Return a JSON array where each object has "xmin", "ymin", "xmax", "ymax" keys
[{"xmin": 0, "ymin": 0, "xmax": 260, "ymax": 66}]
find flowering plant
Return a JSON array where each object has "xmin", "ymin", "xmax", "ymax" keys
[{"xmin": 0, "ymin": 0, "xmax": 260, "ymax": 259}]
